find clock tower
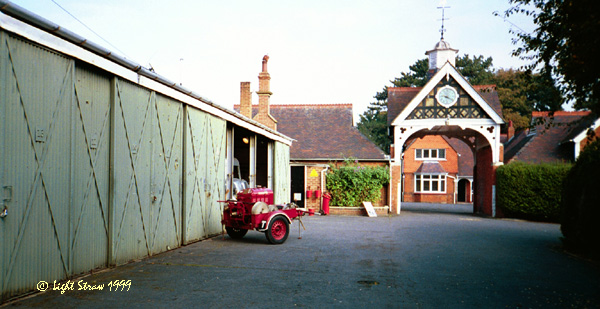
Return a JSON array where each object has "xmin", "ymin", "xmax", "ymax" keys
[
  {"xmin": 426, "ymin": 2, "xmax": 458, "ymax": 78},
  {"xmin": 425, "ymin": 38, "xmax": 458, "ymax": 78},
  {"xmin": 386, "ymin": 2, "xmax": 505, "ymax": 218}
]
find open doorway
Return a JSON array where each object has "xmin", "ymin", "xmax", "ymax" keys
[
  {"xmin": 230, "ymin": 125, "xmax": 274, "ymax": 195},
  {"xmin": 290, "ymin": 166, "xmax": 305, "ymax": 207},
  {"xmin": 255, "ymin": 135, "xmax": 271, "ymax": 188},
  {"xmin": 457, "ymin": 178, "xmax": 471, "ymax": 203},
  {"xmin": 230, "ymin": 126, "xmax": 252, "ymax": 198}
]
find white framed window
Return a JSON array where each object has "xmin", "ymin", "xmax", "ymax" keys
[
  {"xmin": 415, "ymin": 174, "xmax": 447, "ymax": 193},
  {"xmin": 415, "ymin": 148, "xmax": 446, "ymax": 160}
]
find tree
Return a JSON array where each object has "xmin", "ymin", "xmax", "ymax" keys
[
  {"xmin": 390, "ymin": 58, "xmax": 429, "ymax": 88},
  {"xmin": 495, "ymin": 69, "xmax": 562, "ymax": 130},
  {"xmin": 357, "ymin": 100, "xmax": 390, "ymax": 153},
  {"xmin": 456, "ymin": 54, "xmax": 495, "ymax": 85},
  {"xmin": 500, "ymin": 0, "xmax": 600, "ymax": 115},
  {"xmin": 561, "ymin": 139, "xmax": 600, "ymax": 258}
]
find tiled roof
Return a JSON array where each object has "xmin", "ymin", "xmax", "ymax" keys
[
  {"xmin": 556, "ymin": 112, "xmax": 598, "ymax": 144},
  {"xmin": 474, "ymin": 85, "xmax": 503, "ymax": 118},
  {"xmin": 235, "ymin": 104, "xmax": 387, "ymax": 161},
  {"xmin": 505, "ymin": 111, "xmax": 594, "ymax": 164},
  {"xmin": 387, "ymin": 87, "xmax": 420, "ymax": 126},
  {"xmin": 387, "ymin": 84, "xmax": 503, "ymax": 125},
  {"xmin": 444, "ymin": 137, "xmax": 474, "ymax": 176},
  {"xmin": 503, "ymin": 130, "xmax": 534, "ymax": 163},
  {"xmin": 415, "ymin": 161, "xmax": 447, "ymax": 174}
]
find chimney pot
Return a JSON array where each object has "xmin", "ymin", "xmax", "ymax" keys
[{"xmin": 254, "ymin": 55, "xmax": 277, "ymax": 130}]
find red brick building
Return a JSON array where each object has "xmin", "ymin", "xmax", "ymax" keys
[
  {"xmin": 504, "ymin": 111, "xmax": 600, "ymax": 163},
  {"xmin": 239, "ymin": 104, "xmax": 389, "ymax": 212},
  {"xmin": 402, "ymin": 135, "xmax": 474, "ymax": 204},
  {"xmin": 268, "ymin": 104, "xmax": 388, "ymax": 211},
  {"xmin": 234, "ymin": 58, "xmax": 388, "ymax": 212}
]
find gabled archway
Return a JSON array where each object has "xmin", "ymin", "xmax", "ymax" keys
[{"xmin": 388, "ymin": 49, "xmax": 504, "ymax": 216}]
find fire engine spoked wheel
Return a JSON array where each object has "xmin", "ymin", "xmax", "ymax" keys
[
  {"xmin": 225, "ymin": 227, "xmax": 248, "ymax": 239},
  {"xmin": 266, "ymin": 216, "xmax": 289, "ymax": 244}
]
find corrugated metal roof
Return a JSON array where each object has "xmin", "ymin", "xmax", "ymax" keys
[{"xmin": 0, "ymin": 0, "xmax": 292, "ymax": 145}]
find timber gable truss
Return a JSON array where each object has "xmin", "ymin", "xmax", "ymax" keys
[
  {"xmin": 391, "ymin": 62, "xmax": 504, "ymax": 126},
  {"xmin": 407, "ymin": 77, "xmax": 488, "ymax": 120}
]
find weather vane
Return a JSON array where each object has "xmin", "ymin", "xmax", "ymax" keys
[{"xmin": 438, "ymin": 0, "xmax": 450, "ymax": 40}]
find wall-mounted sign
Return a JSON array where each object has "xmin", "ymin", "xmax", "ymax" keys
[{"xmin": 293, "ymin": 193, "xmax": 302, "ymax": 201}]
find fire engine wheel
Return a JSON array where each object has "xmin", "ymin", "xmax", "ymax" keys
[
  {"xmin": 266, "ymin": 216, "xmax": 289, "ymax": 244},
  {"xmin": 225, "ymin": 227, "xmax": 248, "ymax": 239}
]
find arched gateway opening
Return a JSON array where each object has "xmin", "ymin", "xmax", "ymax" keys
[
  {"xmin": 457, "ymin": 178, "xmax": 471, "ymax": 203},
  {"xmin": 387, "ymin": 39, "xmax": 504, "ymax": 216}
]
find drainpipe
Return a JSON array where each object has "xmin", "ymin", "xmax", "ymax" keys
[
  {"xmin": 320, "ymin": 165, "xmax": 329, "ymax": 210},
  {"xmin": 386, "ymin": 155, "xmax": 392, "ymax": 214},
  {"xmin": 400, "ymin": 153, "xmax": 405, "ymax": 214},
  {"xmin": 446, "ymin": 174, "xmax": 458, "ymax": 204},
  {"xmin": 469, "ymin": 179, "xmax": 473, "ymax": 203}
]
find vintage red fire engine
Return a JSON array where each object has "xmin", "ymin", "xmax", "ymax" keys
[{"xmin": 220, "ymin": 188, "xmax": 307, "ymax": 244}]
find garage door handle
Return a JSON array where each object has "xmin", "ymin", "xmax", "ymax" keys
[{"xmin": 3, "ymin": 186, "xmax": 13, "ymax": 202}]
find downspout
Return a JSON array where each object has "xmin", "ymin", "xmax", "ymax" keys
[
  {"xmin": 400, "ymin": 154, "xmax": 405, "ymax": 214},
  {"xmin": 321, "ymin": 165, "xmax": 329, "ymax": 210},
  {"xmin": 387, "ymin": 156, "xmax": 392, "ymax": 214},
  {"xmin": 469, "ymin": 179, "xmax": 473, "ymax": 203},
  {"xmin": 446, "ymin": 174, "xmax": 458, "ymax": 204}
]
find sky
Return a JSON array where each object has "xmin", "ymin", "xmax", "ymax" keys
[{"xmin": 9, "ymin": 0, "xmax": 535, "ymax": 122}]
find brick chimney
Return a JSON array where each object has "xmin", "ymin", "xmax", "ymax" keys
[
  {"xmin": 253, "ymin": 55, "xmax": 277, "ymax": 130},
  {"xmin": 507, "ymin": 120, "xmax": 515, "ymax": 141},
  {"xmin": 240, "ymin": 81, "xmax": 252, "ymax": 118}
]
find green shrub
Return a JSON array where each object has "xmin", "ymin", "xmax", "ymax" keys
[
  {"xmin": 496, "ymin": 161, "xmax": 571, "ymax": 222},
  {"xmin": 326, "ymin": 159, "xmax": 389, "ymax": 207},
  {"xmin": 561, "ymin": 139, "xmax": 600, "ymax": 258}
]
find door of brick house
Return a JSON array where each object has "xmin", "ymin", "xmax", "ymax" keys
[{"xmin": 290, "ymin": 166, "xmax": 305, "ymax": 207}]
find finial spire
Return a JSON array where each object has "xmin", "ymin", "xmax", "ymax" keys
[{"xmin": 437, "ymin": 0, "xmax": 450, "ymax": 40}]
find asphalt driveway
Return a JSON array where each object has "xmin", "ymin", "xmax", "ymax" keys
[{"xmin": 5, "ymin": 203, "xmax": 600, "ymax": 308}]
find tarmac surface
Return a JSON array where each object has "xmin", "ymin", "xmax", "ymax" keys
[{"xmin": 4, "ymin": 203, "xmax": 600, "ymax": 308}]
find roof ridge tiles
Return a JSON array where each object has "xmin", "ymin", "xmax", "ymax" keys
[
  {"xmin": 532, "ymin": 111, "xmax": 592, "ymax": 117},
  {"xmin": 270, "ymin": 103, "xmax": 353, "ymax": 108},
  {"xmin": 234, "ymin": 103, "xmax": 353, "ymax": 108},
  {"xmin": 389, "ymin": 87, "xmax": 422, "ymax": 91}
]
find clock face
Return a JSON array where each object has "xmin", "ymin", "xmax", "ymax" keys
[{"xmin": 436, "ymin": 86, "xmax": 458, "ymax": 107}]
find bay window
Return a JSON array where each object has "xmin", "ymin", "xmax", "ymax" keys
[{"xmin": 415, "ymin": 174, "xmax": 446, "ymax": 193}]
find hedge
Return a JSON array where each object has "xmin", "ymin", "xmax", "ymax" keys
[
  {"xmin": 561, "ymin": 139, "xmax": 600, "ymax": 258},
  {"xmin": 496, "ymin": 161, "xmax": 571, "ymax": 222},
  {"xmin": 326, "ymin": 160, "xmax": 389, "ymax": 207}
]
